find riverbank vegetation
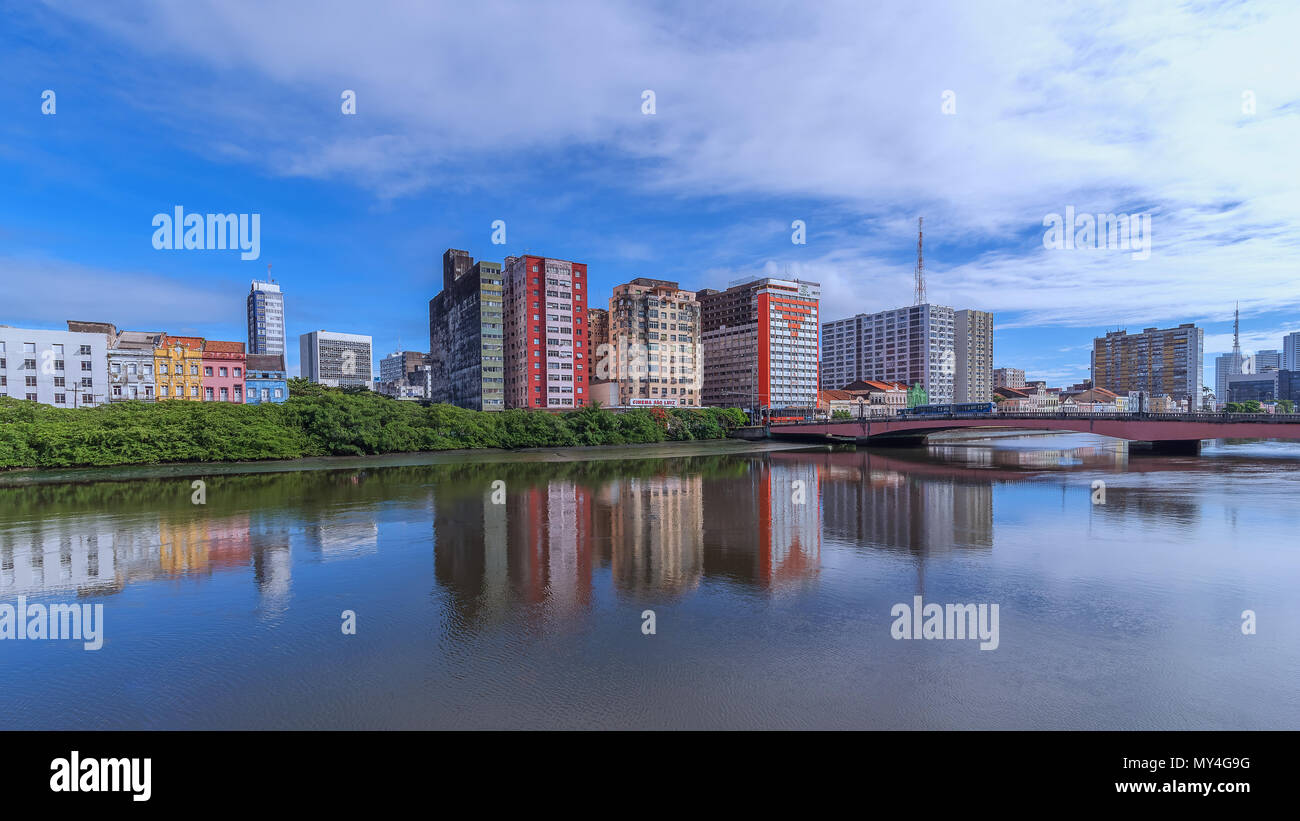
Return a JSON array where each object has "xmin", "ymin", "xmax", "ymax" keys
[{"xmin": 0, "ymin": 379, "xmax": 749, "ymax": 468}]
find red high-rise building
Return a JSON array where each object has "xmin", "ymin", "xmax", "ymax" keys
[{"xmin": 503, "ymin": 255, "xmax": 589, "ymax": 409}]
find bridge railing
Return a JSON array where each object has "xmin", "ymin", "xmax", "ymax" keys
[{"xmin": 780, "ymin": 411, "xmax": 1300, "ymax": 426}]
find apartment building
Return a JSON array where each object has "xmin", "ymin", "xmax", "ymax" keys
[
  {"xmin": 502, "ymin": 254, "xmax": 589, "ymax": 409},
  {"xmin": 698, "ymin": 277, "xmax": 820, "ymax": 413},
  {"xmin": 602, "ymin": 278, "xmax": 701, "ymax": 407},
  {"xmin": 299, "ymin": 330, "xmax": 373, "ymax": 388},
  {"xmin": 587, "ymin": 307, "xmax": 609, "ymax": 385},
  {"xmin": 1283, "ymin": 331, "xmax": 1300, "ymax": 371},
  {"xmin": 1092, "ymin": 324, "xmax": 1203, "ymax": 406},
  {"xmin": 821, "ymin": 304, "xmax": 956, "ymax": 405},
  {"xmin": 954, "ymin": 309, "xmax": 994, "ymax": 403},
  {"xmin": 0, "ymin": 325, "xmax": 110, "ymax": 407},
  {"xmin": 993, "ymin": 367, "xmax": 1025, "ymax": 389},
  {"xmin": 428, "ymin": 249, "xmax": 505, "ymax": 410}
]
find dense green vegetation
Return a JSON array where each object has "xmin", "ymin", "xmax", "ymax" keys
[{"xmin": 0, "ymin": 379, "xmax": 750, "ymax": 469}]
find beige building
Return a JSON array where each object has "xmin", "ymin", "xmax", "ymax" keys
[
  {"xmin": 955, "ymin": 309, "xmax": 994, "ymax": 403},
  {"xmin": 601, "ymin": 278, "xmax": 701, "ymax": 407}
]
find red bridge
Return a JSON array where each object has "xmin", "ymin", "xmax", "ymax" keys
[{"xmin": 758, "ymin": 412, "xmax": 1300, "ymax": 454}]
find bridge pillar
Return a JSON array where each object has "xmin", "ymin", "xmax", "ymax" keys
[{"xmin": 1145, "ymin": 439, "xmax": 1202, "ymax": 455}]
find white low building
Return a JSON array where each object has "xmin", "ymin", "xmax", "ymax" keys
[{"xmin": 0, "ymin": 325, "xmax": 111, "ymax": 407}]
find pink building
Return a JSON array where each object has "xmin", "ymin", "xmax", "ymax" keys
[{"xmin": 201, "ymin": 340, "xmax": 246, "ymax": 403}]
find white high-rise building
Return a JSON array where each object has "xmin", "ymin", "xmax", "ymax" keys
[
  {"xmin": 248, "ymin": 280, "xmax": 286, "ymax": 356},
  {"xmin": 299, "ymin": 330, "xmax": 373, "ymax": 388},
  {"xmin": 821, "ymin": 304, "xmax": 956, "ymax": 404}
]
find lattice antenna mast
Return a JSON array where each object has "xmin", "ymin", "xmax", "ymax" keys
[
  {"xmin": 913, "ymin": 217, "xmax": 926, "ymax": 305},
  {"xmin": 1232, "ymin": 302, "xmax": 1241, "ymax": 355}
]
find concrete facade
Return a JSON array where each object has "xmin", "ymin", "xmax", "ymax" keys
[
  {"xmin": 300, "ymin": 330, "xmax": 373, "ymax": 388},
  {"xmin": 0, "ymin": 325, "xmax": 110, "ymax": 407}
]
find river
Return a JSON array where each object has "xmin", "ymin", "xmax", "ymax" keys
[{"xmin": 1, "ymin": 433, "xmax": 1296, "ymax": 729}]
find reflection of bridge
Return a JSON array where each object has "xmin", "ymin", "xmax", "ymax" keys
[{"xmin": 761, "ymin": 412, "xmax": 1300, "ymax": 454}]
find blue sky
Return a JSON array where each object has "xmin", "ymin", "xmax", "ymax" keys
[{"xmin": 2, "ymin": 0, "xmax": 1298, "ymax": 384}]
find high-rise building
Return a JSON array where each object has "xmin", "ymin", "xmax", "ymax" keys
[
  {"xmin": 0, "ymin": 325, "xmax": 111, "ymax": 407},
  {"xmin": 821, "ymin": 304, "xmax": 956, "ymax": 404},
  {"xmin": 1214, "ymin": 353, "xmax": 1237, "ymax": 407},
  {"xmin": 299, "ymin": 330, "xmax": 373, "ymax": 388},
  {"xmin": 1255, "ymin": 349, "xmax": 1281, "ymax": 371},
  {"xmin": 699, "ymin": 277, "xmax": 820, "ymax": 413},
  {"xmin": 502, "ymin": 254, "xmax": 589, "ymax": 409},
  {"xmin": 993, "ymin": 367, "xmax": 1025, "ymax": 389},
  {"xmin": 954, "ymin": 309, "xmax": 993, "ymax": 403},
  {"xmin": 1091, "ymin": 323, "xmax": 1203, "ymax": 406},
  {"xmin": 247, "ymin": 280, "xmax": 285, "ymax": 356},
  {"xmin": 428, "ymin": 249, "xmax": 505, "ymax": 410},
  {"xmin": 587, "ymin": 308, "xmax": 609, "ymax": 385},
  {"xmin": 601, "ymin": 278, "xmax": 701, "ymax": 407},
  {"xmin": 1283, "ymin": 331, "xmax": 1300, "ymax": 371}
]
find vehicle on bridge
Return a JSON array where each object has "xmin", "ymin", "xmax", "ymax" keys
[{"xmin": 899, "ymin": 402, "xmax": 995, "ymax": 417}]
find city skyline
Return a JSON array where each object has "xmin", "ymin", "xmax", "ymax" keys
[{"xmin": 3, "ymin": 2, "xmax": 1299, "ymax": 388}]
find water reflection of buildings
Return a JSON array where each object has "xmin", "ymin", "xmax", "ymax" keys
[
  {"xmin": 433, "ymin": 464, "xmax": 823, "ymax": 631},
  {"xmin": 806, "ymin": 451, "xmax": 994, "ymax": 553}
]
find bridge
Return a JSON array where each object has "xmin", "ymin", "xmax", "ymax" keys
[{"xmin": 745, "ymin": 412, "xmax": 1300, "ymax": 454}]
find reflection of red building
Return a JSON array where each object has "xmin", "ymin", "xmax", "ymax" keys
[
  {"xmin": 510, "ymin": 481, "xmax": 596, "ymax": 614},
  {"xmin": 703, "ymin": 460, "xmax": 822, "ymax": 589}
]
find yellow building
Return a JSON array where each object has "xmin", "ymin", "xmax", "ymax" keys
[{"xmin": 154, "ymin": 335, "xmax": 205, "ymax": 401}]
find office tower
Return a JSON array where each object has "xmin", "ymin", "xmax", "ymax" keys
[
  {"xmin": 428, "ymin": 249, "xmax": 505, "ymax": 410},
  {"xmin": 821, "ymin": 304, "xmax": 956, "ymax": 404},
  {"xmin": 1214, "ymin": 353, "xmax": 1237, "ymax": 407},
  {"xmin": 299, "ymin": 330, "xmax": 373, "ymax": 388},
  {"xmin": 954, "ymin": 309, "xmax": 994, "ymax": 403},
  {"xmin": 0, "ymin": 324, "xmax": 110, "ymax": 407},
  {"xmin": 1283, "ymin": 331, "xmax": 1300, "ymax": 371},
  {"xmin": 247, "ymin": 280, "xmax": 286, "ymax": 356},
  {"xmin": 1255, "ymin": 349, "xmax": 1281, "ymax": 371},
  {"xmin": 502, "ymin": 254, "xmax": 589, "ymax": 409},
  {"xmin": 993, "ymin": 367, "xmax": 1025, "ymax": 389},
  {"xmin": 698, "ymin": 277, "xmax": 820, "ymax": 412},
  {"xmin": 1091, "ymin": 323, "xmax": 1203, "ymax": 405},
  {"xmin": 603, "ymin": 278, "xmax": 701, "ymax": 407}
]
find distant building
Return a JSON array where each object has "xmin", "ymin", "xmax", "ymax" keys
[
  {"xmin": 699, "ymin": 277, "xmax": 820, "ymax": 413},
  {"xmin": 247, "ymin": 280, "xmax": 286, "ymax": 356},
  {"xmin": 245, "ymin": 353, "xmax": 288, "ymax": 404},
  {"xmin": 603, "ymin": 278, "xmax": 701, "ymax": 407},
  {"xmin": 993, "ymin": 367, "xmax": 1025, "ymax": 389},
  {"xmin": 954, "ymin": 309, "xmax": 994, "ymax": 403},
  {"xmin": 300, "ymin": 330, "xmax": 373, "ymax": 388},
  {"xmin": 1091, "ymin": 323, "xmax": 1203, "ymax": 408},
  {"xmin": 1255, "ymin": 349, "xmax": 1281, "ymax": 371},
  {"xmin": 428, "ymin": 249, "xmax": 505, "ymax": 410},
  {"xmin": 839, "ymin": 379, "xmax": 908, "ymax": 416},
  {"xmin": 109, "ymin": 330, "xmax": 163, "ymax": 401},
  {"xmin": 202, "ymin": 340, "xmax": 246, "ymax": 403},
  {"xmin": 379, "ymin": 350, "xmax": 431, "ymax": 400},
  {"xmin": 1283, "ymin": 332, "xmax": 1300, "ymax": 371},
  {"xmin": 503, "ymin": 254, "xmax": 589, "ymax": 409},
  {"xmin": 0, "ymin": 324, "xmax": 110, "ymax": 407},
  {"xmin": 822, "ymin": 304, "xmax": 956, "ymax": 405}
]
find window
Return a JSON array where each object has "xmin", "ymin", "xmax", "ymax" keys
[
  {"xmin": 219, "ymin": 388, "xmax": 229, "ymax": 401},
  {"xmin": 53, "ymin": 377, "xmax": 64, "ymax": 387},
  {"xmin": 81, "ymin": 378, "xmax": 92, "ymax": 388},
  {"xmin": 111, "ymin": 363, "xmax": 121, "ymax": 374},
  {"xmin": 81, "ymin": 361, "xmax": 92, "ymax": 371},
  {"xmin": 190, "ymin": 386, "xmax": 199, "ymax": 397},
  {"xmin": 54, "ymin": 393, "xmax": 66, "ymax": 404},
  {"xmin": 233, "ymin": 386, "xmax": 242, "ymax": 401},
  {"xmin": 261, "ymin": 389, "xmax": 269, "ymax": 400},
  {"xmin": 23, "ymin": 359, "xmax": 36, "ymax": 370},
  {"xmin": 160, "ymin": 385, "xmax": 169, "ymax": 397},
  {"xmin": 83, "ymin": 394, "xmax": 93, "ymax": 404},
  {"xmin": 204, "ymin": 367, "xmax": 214, "ymax": 377},
  {"xmin": 205, "ymin": 388, "xmax": 215, "ymax": 400},
  {"xmin": 190, "ymin": 366, "xmax": 199, "ymax": 376},
  {"xmin": 25, "ymin": 376, "xmax": 36, "ymax": 387},
  {"xmin": 113, "ymin": 386, "xmax": 122, "ymax": 397},
  {"xmin": 54, "ymin": 360, "xmax": 64, "ymax": 371},
  {"xmin": 79, "ymin": 345, "xmax": 91, "ymax": 355},
  {"xmin": 159, "ymin": 363, "xmax": 168, "ymax": 375},
  {"xmin": 273, "ymin": 388, "xmax": 282, "ymax": 399},
  {"xmin": 233, "ymin": 368, "xmax": 241, "ymax": 377},
  {"xmin": 127, "ymin": 363, "xmax": 137, "ymax": 375}
]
